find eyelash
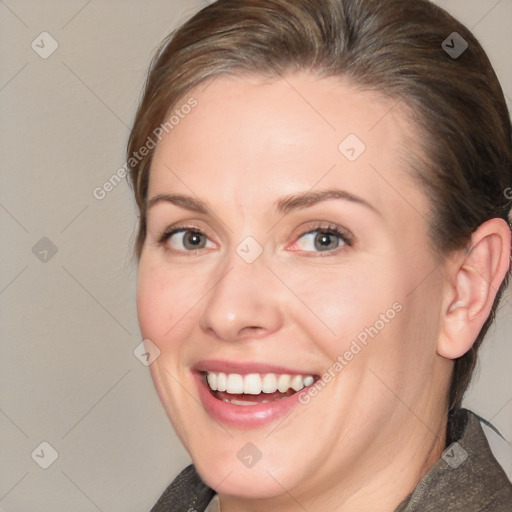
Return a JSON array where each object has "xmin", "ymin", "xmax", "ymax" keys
[{"xmin": 157, "ymin": 222, "xmax": 354, "ymax": 256}]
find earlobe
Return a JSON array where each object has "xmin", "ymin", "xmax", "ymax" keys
[{"xmin": 437, "ymin": 218, "xmax": 511, "ymax": 360}]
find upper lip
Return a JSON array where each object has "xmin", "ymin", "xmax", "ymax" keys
[{"xmin": 193, "ymin": 359, "xmax": 319, "ymax": 376}]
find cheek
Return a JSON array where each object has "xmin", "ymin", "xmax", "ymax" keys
[
  {"xmin": 136, "ymin": 261, "xmax": 176, "ymax": 343},
  {"xmin": 136, "ymin": 258, "xmax": 211, "ymax": 349},
  {"xmin": 286, "ymin": 263, "xmax": 401, "ymax": 355}
]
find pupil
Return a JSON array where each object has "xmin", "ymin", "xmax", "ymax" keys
[
  {"xmin": 185, "ymin": 231, "xmax": 205, "ymax": 249},
  {"xmin": 315, "ymin": 232, "xmax": 337, "ymax": 251}
]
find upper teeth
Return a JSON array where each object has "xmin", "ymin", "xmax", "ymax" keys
[{"xmin": 206, "ymin": 372, "xmax": 315, "ymax": 395}]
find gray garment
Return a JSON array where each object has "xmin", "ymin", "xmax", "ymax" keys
[
  {"xmin": 150, "ymin": 409, "xmax": 512, "ymax": 511},
  {"xmin": 204, "ymin": 495, "xmax": 221, "ymax": 512}
]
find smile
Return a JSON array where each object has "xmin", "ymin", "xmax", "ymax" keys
[
  {"xmin": 204, "ymin": 372, "xmax": 315, "ymax": 405},
  {"xmin": 193, "ymin": 362, "xmax": 320, "ymax": 428}
]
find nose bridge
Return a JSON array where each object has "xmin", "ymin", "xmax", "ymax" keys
[{"xmin": 198, "ymin": 246, "xmax": 282, "ymax": 341}]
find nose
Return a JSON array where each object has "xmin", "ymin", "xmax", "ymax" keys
[{"xmin": 198, "ymin": 254, "xmax": 284, "ymax": 342}]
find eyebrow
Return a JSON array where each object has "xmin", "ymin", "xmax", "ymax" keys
[
  {"xmin": 147, "ymin": 193, "xmax": 209, "ymax": 214},
  {"xmin": 274, "ymin": 189, "xmax": 380, "ymax": 216},
  {"xmin": 146, "ymin": 189, "xmax": 380, "ymax": 217}
]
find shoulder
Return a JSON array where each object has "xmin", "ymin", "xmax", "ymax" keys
[{"xmin": 397, "ymin": 409, "xmax": 512, "ymax": 511}]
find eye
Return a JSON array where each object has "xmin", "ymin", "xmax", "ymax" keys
[
  {"xmin": 159, "ymin": 227, "xmax": 215, "ymax": 253},
  {"xmin": 292, "ymin": 224, "xmax": 353, "ymax": 254}
]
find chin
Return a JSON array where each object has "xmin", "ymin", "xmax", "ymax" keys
[{"xmin": 195, "ymin": 457, "xmax": 297, "ymax": 500}]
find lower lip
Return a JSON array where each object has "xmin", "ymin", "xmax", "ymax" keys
[{"xmin": 194, "ymin": 372, "xmax": 305, "ymax": 428}]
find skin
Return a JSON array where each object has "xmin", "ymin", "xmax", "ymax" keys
[{"xmin": 136, "ymin": 72, "xmax": 510, "ymax": 511}]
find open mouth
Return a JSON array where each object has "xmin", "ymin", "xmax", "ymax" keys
[{"xmin": 203, "ymin": 371, "xmax": 319, "ymax": 406}]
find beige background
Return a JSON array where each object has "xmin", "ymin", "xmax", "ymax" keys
[{"xmin": 0, "ymin": 0, "xmax": 511, "ymax": 510}]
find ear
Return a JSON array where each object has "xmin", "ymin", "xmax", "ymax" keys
[{"xmin": 437, "ymin": 218, "xmax": 511, "ymax": 360}]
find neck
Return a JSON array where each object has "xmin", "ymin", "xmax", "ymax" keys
[{"xmin": 220, "ymin": 409, "xmax": 448, "ymax": 512}]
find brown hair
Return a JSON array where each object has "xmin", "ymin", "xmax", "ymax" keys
[{"xmin": 127, "ymin": 0, "xmax": 512, "ymax": 412}]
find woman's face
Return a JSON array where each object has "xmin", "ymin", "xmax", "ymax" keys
[{"xmin": 137, "ymin": 73, "xmax": 449, "ymax": 504}]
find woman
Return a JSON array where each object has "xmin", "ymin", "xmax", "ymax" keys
[{"xmin": 127, "ymin": 0, "xmax": 512, "ymax": 510}]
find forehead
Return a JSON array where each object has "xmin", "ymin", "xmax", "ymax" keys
[{"xmin": 148, "ymin": 72, "xmax": 429, "ymax": 223}]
